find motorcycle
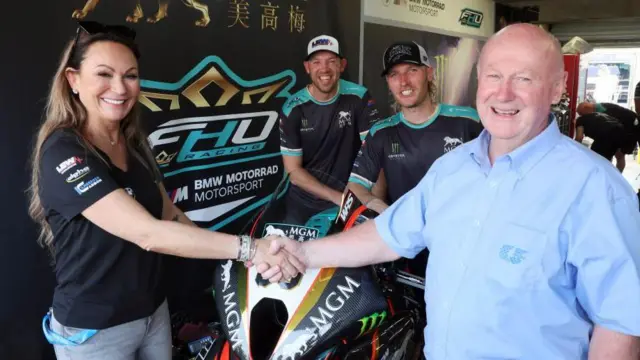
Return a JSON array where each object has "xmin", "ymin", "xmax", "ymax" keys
[{"xmin": 175, "ymin": 172, "xmax": 426, "ymax": 360}]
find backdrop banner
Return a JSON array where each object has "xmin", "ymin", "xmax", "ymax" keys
[
  {"xmin": 363, "ymin": 22, "xmax": 485, "ymax": 119},
  {"xmin": 0, "ymin": 1, "xmax": 360, "ymax": 358}
]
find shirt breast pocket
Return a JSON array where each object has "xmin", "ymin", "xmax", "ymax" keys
[{"xmin": 485, "ymin": 223, "xmax": 548, "ymax": 290}]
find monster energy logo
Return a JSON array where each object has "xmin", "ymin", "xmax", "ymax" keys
[
  {"xmin": 391, "ymin": 142, "xmax": 400, "ymax": 154},
  {"xmin": 301, "ymin": 118, "xmax": 309, "ymax": 128},
  {"xmin": 357, "ymin": 311, "xmax": 387, "ymax": 337},
  {"xmin": 433, "ymin": 55, "xmax": 449, "ymax": 103},
  {"xmin": 459, "ymin": 8, "xmax": 483, "ymax": 28}
]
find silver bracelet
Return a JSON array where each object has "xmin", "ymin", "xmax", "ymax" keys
[
  {"xmin": 248, "ymin": 239, "xmax": 258, "ymax": 262},
  {"xmin": 236, "ymin": 235, "xmax": 253, "ymax": 262}
]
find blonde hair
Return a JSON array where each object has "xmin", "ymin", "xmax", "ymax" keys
[{"xmin": 28, "ymin": 32, "xmax": 160, "ymax": 251}]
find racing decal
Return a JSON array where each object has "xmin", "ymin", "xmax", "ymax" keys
[
  {"xmin": 56, "ymin": 156, "xmax": 83, "ymax": 174},
  {"xmin": 262, "ymin": 223, "xmax": 320, "ymax": 242},
  {"xmin": 74, "ymin": 177, "xmax": 102, "ymax": 195},
  {"xmin": 65, "ymin": 166, "xmax": 90, "ymax": 183},
  {"xmin": 142, "ymin": 56, "xmax": 296, "ymax": 232},
  {"xmin": 214, "ymin": 259, "xmax": 250, "ymax": 357},
  {"xmin": 357, "ymin": 311, "xmax": 387, "ymax": 337}
]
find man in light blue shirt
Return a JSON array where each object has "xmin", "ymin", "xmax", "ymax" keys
[{"xmin": 257, "ymin": 23, "xmax": 640, "ymax": 359}]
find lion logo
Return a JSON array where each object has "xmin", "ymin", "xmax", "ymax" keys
[{"xmin": 72, "ymin": 0, "xmax": 210, "ymax": 27}]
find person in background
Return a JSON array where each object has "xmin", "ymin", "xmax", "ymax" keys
[
  {"xmin": 347, "ymin": 41, "xmax": 482, "ymax": 277},
  {"xmin": 29, "ymin": 21, "xmax": 302, "ymax": 360},
  {"xmin": 278, "ymin": 35, "xmax": 382, "ymax": 225},
  {"xmin": 577, "ymin": 101, "xmax": 639, "ymax": 172},
  {"xmin": 258, "ymin": 23, "xmax": 640, "ymax": 360},
  {"xmin": 574, "ymin": 112, "xmax": 627, "ymax": 166}
]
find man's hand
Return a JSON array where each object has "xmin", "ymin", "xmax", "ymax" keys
[
  {"xmin": 251, "ymin": 237, "xmax": 306, "ymax": 282},
  {"xmin": 255, "ymin": 236, "xmax": 308, "ymax": 283}
]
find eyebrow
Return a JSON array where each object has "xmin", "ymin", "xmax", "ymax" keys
[{"xmin": 96, "ymin": 64, "xmax": 138, "ymax": 72}]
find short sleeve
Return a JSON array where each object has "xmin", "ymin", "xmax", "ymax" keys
[
  {"xmin": 349, "ymin": 132, "xmax": 383, "ymax": 190},
  {"xmin": 575, "ymin": 116, "xmax": 585, "ymax": 128},
  {"xmin": 39, "ymin": 135, "xmax": 120, "ymax": 220},
  {"xmin": 279, "ymin": 107, "xmax": 302, "ymax": 157},
  {"xmin": 356, "ymin": 92, "xmax": 382, "ymax": 141},
  {"xmin": 374, "ymin": 170, "xmax": 435, "ymax": 258},
  {"xmin": 567, "ymin": 170, "xmax": 640, "ymax": 336},
  {"xmin": 634, "ymin": 82, "xmax": 640, "ymax": 99}
]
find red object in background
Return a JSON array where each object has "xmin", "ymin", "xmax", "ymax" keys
[{"xmin": 564, "ymin": 54, "xmax": 581, "ymax": 138}]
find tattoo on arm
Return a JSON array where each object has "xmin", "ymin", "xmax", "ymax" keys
[{"xmin": 172, "ymin": 214, "xmax": 180, "ymax": 222}]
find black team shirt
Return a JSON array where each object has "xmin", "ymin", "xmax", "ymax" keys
[{"xmin": 39, "ymin": 129, "xmax": 165, "ymax": 329}]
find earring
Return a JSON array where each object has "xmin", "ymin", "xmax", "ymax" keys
[{"xmin": 72, "ymin": 89, "xmax": 78, "ymax": 94}]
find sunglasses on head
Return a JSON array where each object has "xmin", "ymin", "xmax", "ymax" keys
[
  {"xmin": 75, "ymin": 20, "xmax": 136, "ymax": 40},
  {"xmin": 67, "ymin": 21, "xmax": 138, "ymax": 65}
]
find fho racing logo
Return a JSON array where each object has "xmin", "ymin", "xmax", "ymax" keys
[{"xmin": 140, "ymin": 56, "xmax": 296, "ymax": 230}]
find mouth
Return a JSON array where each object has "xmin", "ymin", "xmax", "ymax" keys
[
  {"xmin": 101, "ymin": 98, "xmax": 127, "ymax": 106},
  {"xmin": 317, "ymin": 75, "xmax": 333, "ymax": 84},
  {"xmin": 400, "ymin": 89, "xmax": 414, "ymax": 96},
  {"xmin": 491, "ymin": 107, "xmax": 519, "ymax": 116}
]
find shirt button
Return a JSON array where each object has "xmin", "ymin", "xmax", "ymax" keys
[
  {"xmin": 489, "ymin": 181, "xmax": 497, "ymax": 188},
  {"xmin": 474, "ymin": 220, "xmax": 480, "ymax": 227}
]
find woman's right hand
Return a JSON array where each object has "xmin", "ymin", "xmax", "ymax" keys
[{"xmin": 251, "ymin": 238, "xmax": 306, "ymax": 282}]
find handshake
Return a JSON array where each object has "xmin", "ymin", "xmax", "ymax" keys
[{"xmin": 245, "ymin": 235, "xmax": 309, "ymax": 283}]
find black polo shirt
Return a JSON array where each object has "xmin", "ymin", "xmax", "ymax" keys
[
  {"xmin": 349, "ymin": 104, "xmax": 483, "ymax": 204},
  {"xmin": 577, "ymin": 112, "xmax": 625, "ymax": 141},
  {"xmin": 595, "ymin": 102, "xmax": 640, "ymax": 153},
  {"xmin": 39, "ymin": 129, "xmax": 165, "ymax": 329},
  {"xmin": 279, "ymin": 79, "xmax": 381, "ymax": 213}
]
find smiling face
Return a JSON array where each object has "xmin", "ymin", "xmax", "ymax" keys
[
  {"xmin": 476, "ymin": 24, "xmax": 565, "ymax": 148},
  {"xmin": 385, "ymin": 63, "xmax": 433, "ymax": 109},
  {"xmin": 66, "ymin": 40, "xmax": 140, "ymax": 126},
  {"xmin": 304, "ymin": 51, "xmax": 346, "ymax": 98}
]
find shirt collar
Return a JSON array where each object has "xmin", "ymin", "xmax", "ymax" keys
[{"xmin": 469, "ymin": 114, "xmax": 563, "ymax": 177}]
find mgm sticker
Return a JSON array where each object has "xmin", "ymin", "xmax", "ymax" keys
[{"xmin": 262, "ymin": 223, "xmax": 320, "ymax": 242}]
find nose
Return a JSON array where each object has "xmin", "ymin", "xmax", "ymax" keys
[
  {"xmin": 399, "ymin": 72, "xmax": 410, "ymax": 87},
  {"xmin": 111, "ymin": 76, "xmax": 127, "ymax": 95},
  {"xmin": 495, "ymin": 79, "xmax": 515, "ymax": 102}
]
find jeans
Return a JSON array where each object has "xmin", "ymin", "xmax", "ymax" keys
[{"xmin": 51, "ymin": 300, "xmax": 171, "ymax": 360}]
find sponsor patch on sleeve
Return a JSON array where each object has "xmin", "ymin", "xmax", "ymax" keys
[
  {"xmin": 56, "ymin": 156, "xmax": 83, "ymax": 174},
  {"xmin": 74, "ymin": 176, "xmax": 102, "ymax": 195},
  {"xmin": 65, "ymin": 166, "xmax": 91, "ymax": 183}
]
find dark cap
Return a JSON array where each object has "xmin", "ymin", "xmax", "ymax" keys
[{"xmin": 381, "ymin": 41, "xmax": 430, "ymax": 76}]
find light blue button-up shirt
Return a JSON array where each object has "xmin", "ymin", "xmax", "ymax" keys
[{"xmin": 375, "ymin": 119, "xmax": 640, "ymax": 359}]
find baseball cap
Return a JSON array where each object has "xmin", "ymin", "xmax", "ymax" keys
[
  {"xmin": 306, "ymin": 35, "xmax": 341, "ymax": 60},
  {"xmin": 381, "ymin": 41, "xmax": 431, "ymax": 76}
]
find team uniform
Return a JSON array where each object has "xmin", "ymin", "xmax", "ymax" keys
[
  {"xmin": 594, "ymin": 102, "xmax": 640, "ymax": 154},
  {"xmin": 349, "ymin": 104, "xmax": 482, "ymax": 275},
  {"xmin": 39, "ymin": 129, "xmax": 167, "ymax": 353},
  {"xmin": 349, "ymin": 104, "xmax": 483, "ymax": 204},
  {"xmin": 576, "ymin": 112, "xmax": 626, "ymax": 160},
  {"xmin": 279, "ymin": 79, "xmax": 381, "ymax": 224}
]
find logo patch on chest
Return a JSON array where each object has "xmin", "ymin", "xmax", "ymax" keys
[
  {"xmin": 337, "ymin": 111, "xmax": 352, "ymax": 128},
  {"xmin": 443, "ymin": 136, "xmax": 463, "ymax": 153},
  {"xmin": 499, "ymin": 245, "xmax": 528, "ymax": 264},
  {"xmin": 388, "ymin": 141, "xmax": 405, "ymax": 159}
]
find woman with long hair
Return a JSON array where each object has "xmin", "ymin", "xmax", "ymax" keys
[{"xmin": 29, "ymin": 21, "xmax": 302, "ymax": 360}]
